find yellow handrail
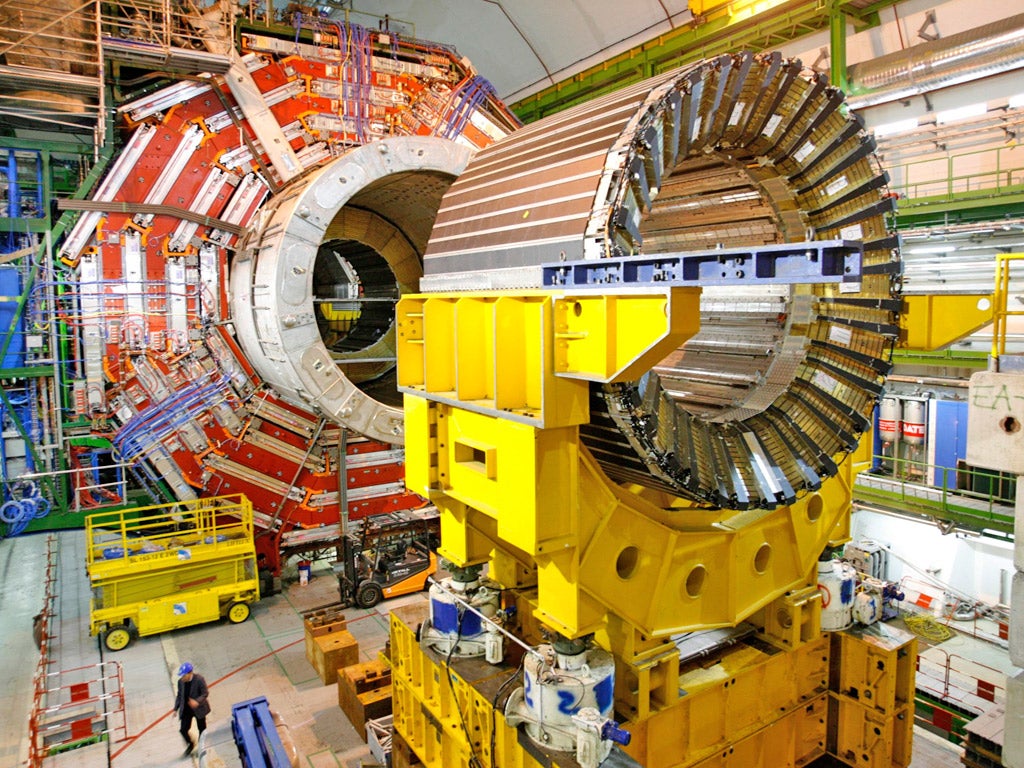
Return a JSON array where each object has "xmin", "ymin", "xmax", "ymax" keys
[
  {"xmin": 992, "ymin": 253, "xmax": 1024, "ymax": 360},
  {"xmin": 84, "ymin": 493, "xmax": 252, "ymax": 568}
]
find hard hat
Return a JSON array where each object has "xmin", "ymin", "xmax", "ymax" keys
[{"xmin": 178, "ymin": 662, "xmax": 194, "ymax": 676}]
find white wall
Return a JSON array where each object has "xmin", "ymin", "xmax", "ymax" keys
[
  {"xmin": 782, "ymin": 0, "xmax": 1024, "ymax": 123},
  {"xmin": 784, "ymin": 0, "xmax": 1019, "ymax": 69},
  {"xmin": 851, "ymin": 507, "xmax": 1014, "ymax": 607},
  {"xmin": 777, "ymin": 1, "xmax": 1024, "ymax": 214}
]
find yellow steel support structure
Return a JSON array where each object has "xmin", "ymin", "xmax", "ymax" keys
[
  {"xmin": 392, "ymin": 600, "xmax": 843, "ymax": 768},
  {"xmin": 900, "ymin": 294, "xmax": 994, "ymax": 352},
  {"xmin": 391, "ymin": 581, "xmax": 915, "ymax": 768},
  {"xmin": 626, "ymin": 633, "xmax": 831, "ymax": 768},
  {"xmin": 827, "ymin": 627, "xmax": 917, "ymax": 768},
  {"xmin": 391, "ymin": 604, "xmax": 539, "ymax": 768},
  {"xmin": 395, "ymin": 289, "xmax": 914, "ymax": 768},
  {"xmin": 398, "ymin": 290, "xmax": 851, "ymax": 638}
]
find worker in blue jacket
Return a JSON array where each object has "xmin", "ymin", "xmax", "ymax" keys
[{"xmin": 174, "ymin": 662, "xmax": 210, "ymax": 755}]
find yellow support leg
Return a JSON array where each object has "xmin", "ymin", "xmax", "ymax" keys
[
  {"xmin": 900, "ymin": 293, "xmax": 994, "ymax": 351},
  {"xmin": 827, "ymin": 625, "xmax": 918, "ymax": 768}
]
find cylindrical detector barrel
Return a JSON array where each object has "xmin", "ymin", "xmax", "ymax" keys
[{"xmin": 420, "ymin": 53, "xmax": 900, "ymax": 511}]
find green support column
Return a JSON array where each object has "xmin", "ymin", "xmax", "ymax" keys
[{"xmin": 830, "ymin": 1, "xmax": 849, "ymax": 93}]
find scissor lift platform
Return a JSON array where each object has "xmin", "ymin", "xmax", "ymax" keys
[{"xmin": 85, "ymin": 494, "xmax": 259, "ymax": 650}]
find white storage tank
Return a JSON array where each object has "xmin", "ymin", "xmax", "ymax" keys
[
  {"xmin": 902, "ymin": 399, "xmax": 926, "ymax": 446},
  {"xmin": 878, "ymin": 396, "xmax": 901, "ymax": 443}
]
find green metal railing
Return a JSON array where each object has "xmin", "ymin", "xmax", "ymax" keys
[
  {"xmin": 891, "ymin": 144, "xmax": 1024, "ymax": 207},
  {"xmin": 854, "ymin": 455, "xmax": 1015, "ymax": 535}
]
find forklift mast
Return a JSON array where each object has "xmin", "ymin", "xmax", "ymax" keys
[{"xmin": 337, "ymin": 512, "xmax": 440, "ymax": 608}]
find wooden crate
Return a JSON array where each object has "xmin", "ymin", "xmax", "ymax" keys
[
  {"xmin": 311, "ymin": 629, "xmax": 359, "ymax": 685},
  {"xmin": 303, "ymin": 607, "xmax": 348, "ymax": 664},
  {"xmin": 338, "ymin": 659, "xmax": 393, "ymax": 739}
]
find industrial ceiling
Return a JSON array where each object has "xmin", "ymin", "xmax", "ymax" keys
[{"xmin": 321, "ymin": 0, "xmax": 693, "ymax": 102}]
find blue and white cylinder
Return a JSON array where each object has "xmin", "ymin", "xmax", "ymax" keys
[
  {"xmin": 818, "ymin": 559, "xmax": 857, "ymax": 631},
  {"xmin": 429, "ymin": 582, "xmax": 486, "ymax": 637},
  {"xmin": 421, "ymin": 576, "xmax": 502, "ymax": 659},
  {"xmin": 519, "ymin": 645, "xmax": 616, "ymax": 754}
]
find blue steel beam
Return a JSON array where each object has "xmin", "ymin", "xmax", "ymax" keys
[
  {"xmin": 542, "ymin": 239, "xmax": 863, "ymax": 288},
  {"xmin": 231, "ymin": 697, "xmax": 291, "ymax": 768}
]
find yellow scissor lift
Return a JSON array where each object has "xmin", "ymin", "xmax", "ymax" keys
[{"xmin": 85, "ymin": 494, "xmax": 260, "ymax": 651}]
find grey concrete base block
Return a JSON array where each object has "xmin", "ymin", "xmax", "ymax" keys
[
  {"xmin": 1006, "ymin": 671, "xmax": 1024, "ymax": 768},
  {"xmin": 1012, "ymin": 572, "xmax": 1024, "ymax": 668}
]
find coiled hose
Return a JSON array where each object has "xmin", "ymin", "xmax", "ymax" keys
[{"xmin": 0, "ymin": 481, "xmax": 51, "ymax": 537}]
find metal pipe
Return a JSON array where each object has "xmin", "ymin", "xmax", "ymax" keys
[
  {"xmin": 885, "ymin": 375, "xmax": 969, "ymax": 389},
  {"xmin": 339, "ymin": 428, "xmax": 349, "ymax": 536},
  {"xmin": 847, "ymin": 12, "xmax": 1024, "ymax": 109}
]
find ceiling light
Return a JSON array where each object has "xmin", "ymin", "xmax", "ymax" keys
[
  {"xmin": 873, "ymin": 118, "xmax": 918, "ymax": 137},
  {"xmin": 1010, "ymin": 94, "xmax": 1024, "ymax": 110},
  {"xmin": 907, "ymin": 244, "xmax": 957, "ymax": 254},
  {"xmin": 936, "ymin": 103, "xmax": 987, "ymax": 124}
]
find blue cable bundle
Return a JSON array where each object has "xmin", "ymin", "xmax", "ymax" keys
[
  {"xmin": 442, "ymin": 75, "xmax": 498, "ymax": 139},
  {"xmin": 0, "ymin": 481, "xmax": 50, "ymax": 537},
  {"xmin": 113, "ymin": 373, "xmax": 230, "ymax": 462}
]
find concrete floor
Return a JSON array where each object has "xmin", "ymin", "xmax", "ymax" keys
[
  {"xmin": 2, "ymin": 529, "xmax": 403, "ymax": 768},
  {"xmin": 0, "ymin": 530, "xmax": 984, "ymax": 768}
]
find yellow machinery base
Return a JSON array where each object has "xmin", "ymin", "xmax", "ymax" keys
[
  {"xmin": 389, "ymin": 602, "xmax": 917, "ymax": 768},
  {"xmin": 394, "ymin": 288, "xmax": 917, "ymax": 768}
]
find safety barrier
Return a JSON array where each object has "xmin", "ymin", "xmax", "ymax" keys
[
  {"xmin": 26, "ymin": 535, "xmax": 129, "ymax": 765},
  {"xmin": 890, "ymin": 144, "xmax": 1024, "ymax": 205},
  {"xmin": 898, "ymin": 577, "xmax": 944, "ymax": 616},
  {"xmin": 898, "ymin": 575, "xmax": 1010, "ymax": 646},
  {"xmin": 855, "ymin": 457, "xmax": 1015, "ymax": 535},
  {"xmin": 916, "ymin": 648, "xmax": 1006, "ymax": 721},
  {"xmin": 26, "ymin": 536, "xmax": 58, "ymax": 767},
  {"xmin": 32, "ymin": 662, "xmax": 128, "ymax": 758}
]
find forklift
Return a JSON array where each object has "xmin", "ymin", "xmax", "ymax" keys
[{"xmin": 337, "ymin": 512, "xmax": 440, "ymax": 608}]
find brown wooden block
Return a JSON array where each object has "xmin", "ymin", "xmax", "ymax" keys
[
  {"xmin": 338, "ymin": 659, "xmax": 393, "ymax": 739},
  {"xmin": 311, "ymin": 629, "xmax": 359, "ymax": 685},
  {"xmin": 303, "ymin": 609, "xmax": 348, "ymax": 663}
]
